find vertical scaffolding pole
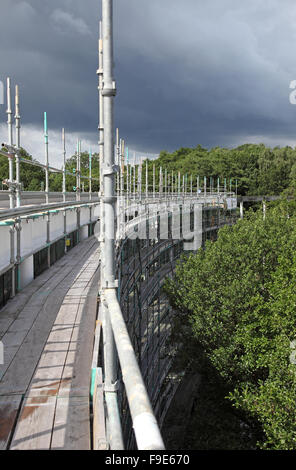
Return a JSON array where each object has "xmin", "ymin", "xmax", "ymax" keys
[
  {"xmin": 79, "ymin": 141, "xmax": 82, "ymax": 200},
  {"xmin": 129, "ymin": 163, "xmax": 132, "ymax": 198},
  {"xmin": 97, "ymin": 18, "xmax": 105, "ymax": 282},
  {"xmin": 6, "ymin": 78, "xmax": 16, "ymax": 296},
  {"xmin": 146, "ymin": 160, "xmax": 148, "ymax": 199},
  {"xmin": 7, "ymin": 78, "xmax": 13, "ymax": 148},
  {"xmin": 76, "ymin": 140, "xmax": 79, "ymax": 201},
  {"xmin": 98, "ymin": 20, "xmax": 104, "ymax": 186},
  {"xmin": 116, "ymin": 128, "xmax": 120, "ymax": 194},
  {"xmin": 138, "ymin": 159, "xmax": 142, "ymax": 202},
  {"xmin": 79, "ymin": 141, "xmax": 81, "ymax": 200},
  {"xmin": 101, "ymin": 0, "xmax": 123, "ymax": 450},
  {"xmin": 120, "ymin": 139, "xmax": 124, "ymax": 197},
  {"xmin": 89, "ymin": 148, "xmax": 92, "ymax": 201},
  {"xmin": 62, "ymin": 128, "xmax": 66, "ymax": 202},
  {"xmin": 240, "ymin": 201, "xmax": 244, "ymax": 219},
  {"xmin": 133, "ymin": 153, "xmax": 136, "ymax": 200},
  {"xmin": 14, "ymin": 83, "xmax": 21, "ymax": 292},
  {"xmin": 120, "ymin": 138, "xmax": 125, "ymax": 238},
  {"xmin": 7, "ymin": 78, "xmax": 15, "ymax": 209},
  {"xmin": 153, "ymin": 164, "xmax": 155, "ymax": 199},
  {"xmin": 61, "ymin": 128, "xmax": 67, "ymax": 252},
  {"xmin": 126, "ymin": 147, "xmax": 128, "ymax": 203},
  {"xmin": 43, "ymin": 111, "xmax": 50, "ymax": 267},
  {"xmin": 98, "ymin": 16, "xmax": 108, "ymax": 403},
  {"xmin": 44, "ymin": 112, "xmax": 49, "ymax": 204},
  {"xmin": 15, "ymin": 84, "xmax": 21, "ymax": 208}
]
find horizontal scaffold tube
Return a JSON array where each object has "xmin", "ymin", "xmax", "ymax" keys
[
  {"xmin": 104, "ymin": 288, "xmax": 165, "ymax": 450},
  {"xmin": 0, "ymin": 200, "xmax": 99, "ymax": 222}
]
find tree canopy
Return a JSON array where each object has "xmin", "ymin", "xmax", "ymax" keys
[
  {"xmin": 147, "ymin": 143, "xmax": 296, "ymax": 195},
  {"xmin": 164, "ymin": 199, "xmax": 296, "ymax": 449}
]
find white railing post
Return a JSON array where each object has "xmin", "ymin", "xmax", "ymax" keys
[
  {"xmin": 7, "ymin": 78, "xmax": 15, "ymax": 209},
  {"xmin": 15, "ymin": 84, "xmax": 21, "ymax": 208}
]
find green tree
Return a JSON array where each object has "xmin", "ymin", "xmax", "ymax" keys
[
  {"xmin": 164, "ymin": 199, "xmax": 296, "ymax": 449},
  {"xmin": 149, "ymin": 143, "xmax": 296, "ymax": 196}
]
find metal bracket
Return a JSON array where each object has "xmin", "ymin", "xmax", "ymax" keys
[
  {"xmin": 104, "ymin": 380, "xmax": 119, "ymax": 393},
  {"xmin": 2, "ymin": 143, "xmax": 15, "ymax": 154},
  {"xmin": 2, "ymin": 179, "xmax": 18, "ymax": 191},
  {"xmin": 102, "ymin": 164, "xmax": 119, "ymax": 176},
  {"xmin": 101, "ymin": 280, "xmax": 119, "ymax": 290},
  {"xmin": 101, "ymin": 81, "xmax": 117, "ymax": 97},
  {"xmin": 102, "ymin": 195, "xmax": 117, "ymax": 204}
]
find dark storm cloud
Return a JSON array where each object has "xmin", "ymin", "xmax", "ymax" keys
[{"xmin": 1, "ymin": 0, "xmax": 296, "ymax": 157}]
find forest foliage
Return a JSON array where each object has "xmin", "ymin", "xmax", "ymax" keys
[
  {"xmin": 149, "ymin": 143, "xmax": 296, "ymax": 195},
  {"xmin": 164, "ymin": 199, "xmax": 296, "ymax": 449}
]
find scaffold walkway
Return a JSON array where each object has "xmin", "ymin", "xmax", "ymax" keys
[{"xmin": 0, "ymin": 237, "xmax": 99, "ymax": 450}]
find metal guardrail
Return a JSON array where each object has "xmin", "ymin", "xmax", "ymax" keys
[
  {"xmin": 104, "ymin": 289, "xmax": 165, "ymax": 450},
  {"xmin": 0, "ymin": 199, "xmax": 99, "ymax": 222},
  {"xmin": 0, "ymin": 198, "xmax": 100, "ymax": 301}
]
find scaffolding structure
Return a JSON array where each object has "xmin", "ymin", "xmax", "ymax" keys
[{"xmin": 0, "ymin": 0, "xmax": 240, "ymax": 450}]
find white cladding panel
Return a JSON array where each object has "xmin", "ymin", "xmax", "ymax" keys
[
  {"xmin": 80, "ymin": 207, "xmax": 90, "ymax": 225},
  {"xmin": 21, "ymin": 218, "xmax": 47, "ymax": 257},
  {"xmin": 31, "ymin": 218, "xmax": 47, "ymax": 252},
  {"xmin": 50, "ymin": 212, "xmax": 64, "ymax": 240},
  {"xmin": 92, "ymin": 205, "xmax": 100, "ymax": 221},
  {"xmin": 80, "ymin": 225, "xmax": 88, "ymax": 241},
  {"xmin": 66, "ymin": 210, "xmax": 77, "ymax": 233},
  {"xmin": 19, "ymin": 255, "xmax": 34, "ymax": 289},
  {"xmin": 0, "ymin": 225, "xmax": 11, "ymax": 271}
]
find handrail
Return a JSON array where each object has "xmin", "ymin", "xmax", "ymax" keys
[
  {"xmin": 0, "ymin": 199, "xmax": 99, "ymax": 222},
  {"xmin": 103, "ymin": 288, "xmax": 165, "ymax": 450},
  {"xmin": 0, "ymin": 149, "xmax": 100, "ymax": 181}
]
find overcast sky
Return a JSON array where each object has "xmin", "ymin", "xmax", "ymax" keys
[{"xmin": 1, "ymin": 0, "xmax": 296, "ymax": 167}]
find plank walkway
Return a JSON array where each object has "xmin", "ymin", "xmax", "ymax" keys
[{"xmin": 0, "ymin": 237, "xmax": 100, "ymax": 450}]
